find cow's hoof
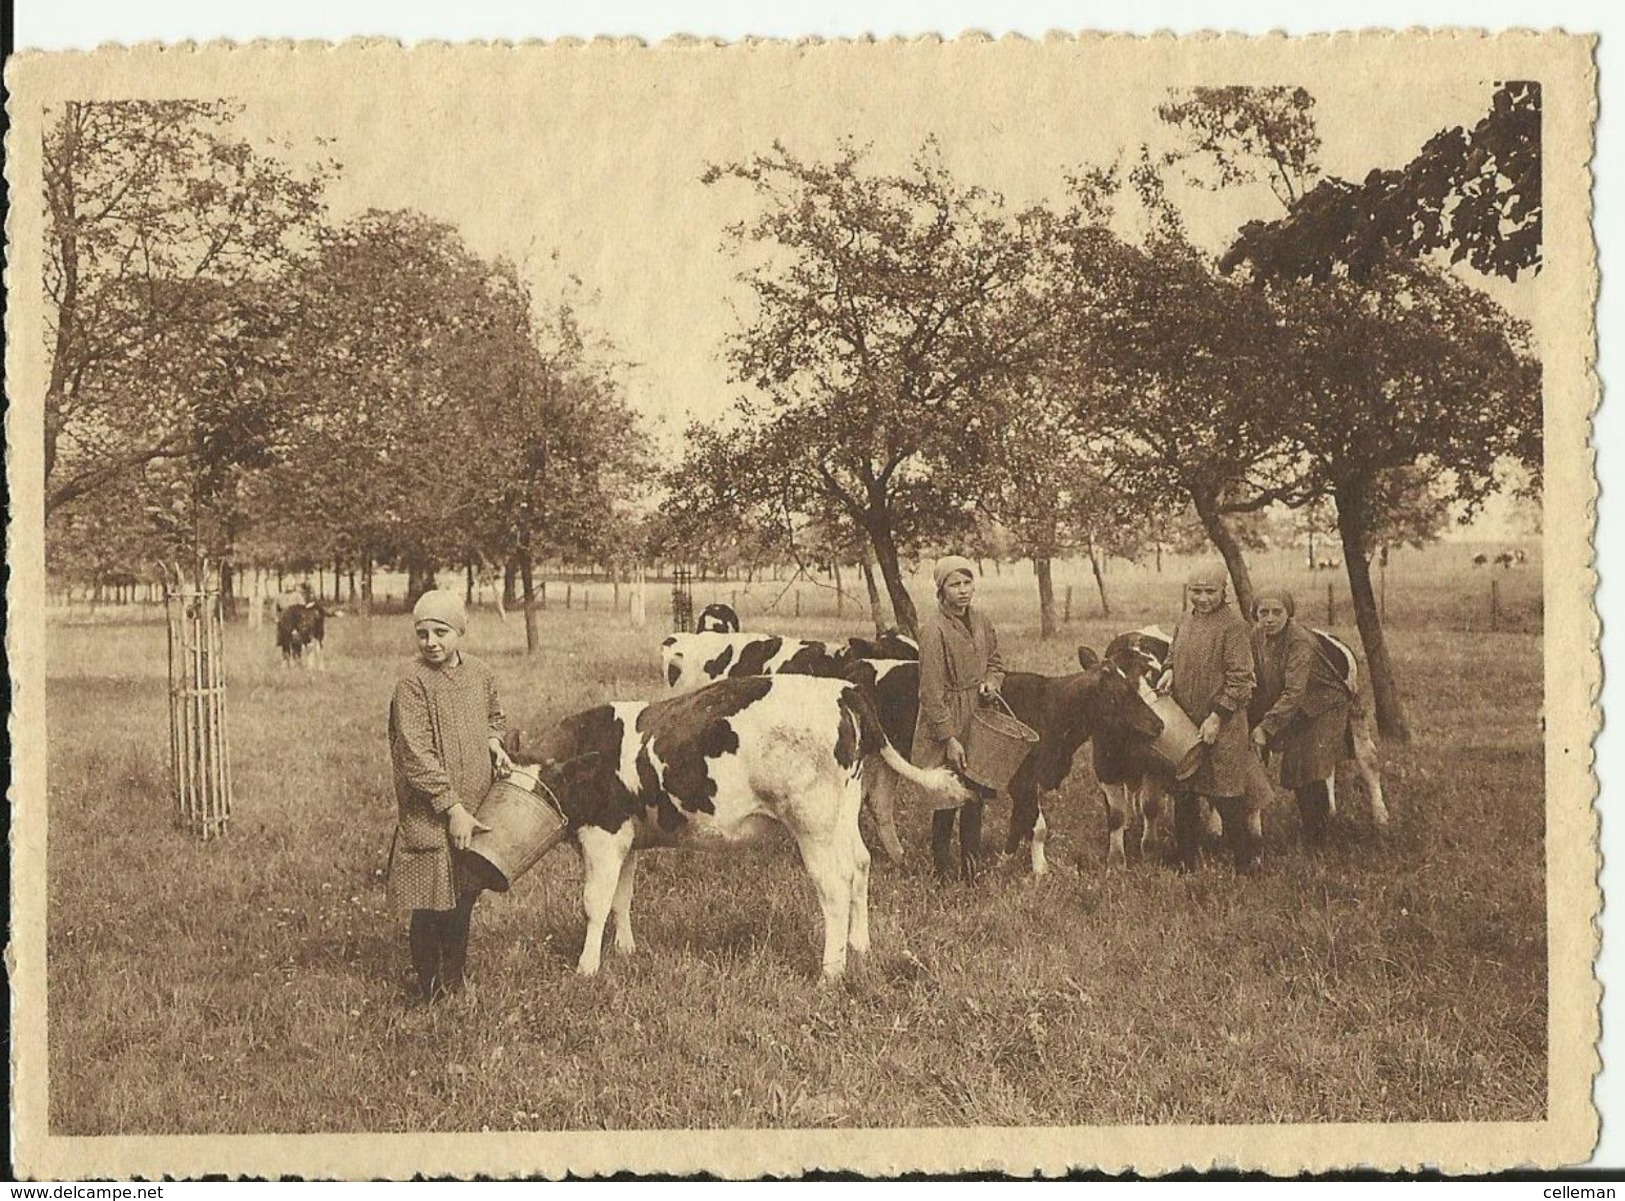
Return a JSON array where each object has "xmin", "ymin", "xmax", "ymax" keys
[
  {"xmin": 613, "ymin": 940, "xmax": 635, "ymax": 957},
  {"xmin": 575, "ymin": 962, "xmax": 601, "ymax": 978}
]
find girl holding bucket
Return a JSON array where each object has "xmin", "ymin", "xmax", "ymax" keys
[
  {"xmin": 387, "ymin": 589, "xmax": 515, "ymax": 1004},
  {"xmin": 1249, "ymin": 588, "xmax": 1356, "ymax": 848},
  {"xmin": 912, "ymin": 555, "xmax": 1005, "ymax": 883},
  {"xmin": 1158, "ymin": 562, "xmax": 1261, "ymax": 874}
]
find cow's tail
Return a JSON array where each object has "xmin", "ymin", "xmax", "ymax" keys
[{"xmin": 843, "ymin": 683, "xmax": 973, "ymax": 864}]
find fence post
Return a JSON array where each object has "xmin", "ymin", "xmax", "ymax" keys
[
  {"xmin": 1326, "ymin": 581, "xmax": 1335, "ymax": 626},
  {"xmin": 566, "ymin": 583, "xmax": 573, "ymax": 611},
  {"xmin": 1064, "ymin": 585, "xmax": 1072, "ymax": 625},
  {"xmin": 795, "ymin": 589, "xmax": 801, "ymax": 618},
  {"xmin": 1491, "ymin": 578, "xmax": 1501, "ymax": 633}
]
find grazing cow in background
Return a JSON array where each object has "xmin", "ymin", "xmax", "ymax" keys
[
  {"xmin": 505, "ymin": 675, "xmax": 970, "ymax": 979},
  {"xmin": 696, "ymin": 602, "xmax": 742, "ymax": 634},
  {"xmin": 1473, "ymin": 553, "xmax": 1491, "ymax": 567},
  {"xmin": 1514, "ymin": 548, "xmax": 1527, "ymax": 565},
  {"xmin": 838, "ymin": 652, "xmax": 1163, "ymax": 876},
  {"xmin": 1494, "ymin": 550, "xmax": 1517, "ymax": 568},
  {"xmin": 276, "ymin": 602, "xmax": 326, "ymax": 669}
]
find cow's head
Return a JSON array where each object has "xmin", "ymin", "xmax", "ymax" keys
[{"xmin": 1078, "ymin": 662, "xmax": 1164, "ymax": 744}]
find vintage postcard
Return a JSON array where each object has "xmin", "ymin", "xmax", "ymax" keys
[{"xmin": 5, "ymin": 31, "xmax": 1599, "ymax": 1178}]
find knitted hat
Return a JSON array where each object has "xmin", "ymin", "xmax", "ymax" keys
[
  {"xmin": 932, "ymin": 555, "xmax": 977, "ymax": 592},
  {"xmin": 1185, "ymin": 560, "xmax": 1229, "ymax": 588},
  {"xmin": 412, "ymin": 589, "xmax": 467, "ymax": 633}
]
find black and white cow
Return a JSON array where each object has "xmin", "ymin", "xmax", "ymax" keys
[
  {"xmin": 506, "ymin": 675, "xmax": 971, "ymax": 980},
  {"xmin": 695, "ymin": 602, "xmax": 742, "ymax": 634},
  {"xmin": 660, "ymin": 632, "xmax": 852, "ymax": 691},
  {"xmin": 839, "ymin": 652, "xmax": 1164, "ymax": 876},
  {"xmin": 276, "ymin": 602, "xmax": 326, "ymax": 668},
  {"xmin": 843, "ymin": 629, "xmax": 920, "ymax": 662}
]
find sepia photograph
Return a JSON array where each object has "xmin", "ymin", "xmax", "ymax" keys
[{"xmin": 4, "ymin": 15, "xmax": 1603, "ymax": 1179}]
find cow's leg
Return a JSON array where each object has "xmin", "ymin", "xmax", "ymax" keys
[
  {"xmin": 1005, "ymin": 784, "xmax": 1039, "ymax": 860},
  {"xmin": 576, "ymin": 826, "xmax": 631, "ymax": 976},
  {"xmin": 796, "ymin": 833, "xmax": 854, "ymax": 980},
  {"xmin": 1325, "ymin": 771, "xmax": 1338, "ymax": 820},
  {"xmin": 1202, "ymin": 798, "xmax": 1224, "ymax": 840},
  {"xmin": 1140, "ymin": 775, "xmax": 1167, "ymax": 860},
  {"xmin": 845, "ymin": 818, "xmax": 872, "ymax": 968},
  {"xmin": 1102, "ymin": 784, "xmax": 1129, "ymax": 869},
  {"xmin": 610, "ymin": 850, "xmax": 638, "ymax": 957},
  {"xmin": 1352, "ymin": 731, "xmax": 1389, "ymax": 828},
  {"xmin": 1029, "ymin": 799, "xmax": 1050, "ymax": 878}
]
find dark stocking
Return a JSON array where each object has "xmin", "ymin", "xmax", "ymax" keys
[
  {"xmin": 932, "ymin": 809, "xmax": 959, "ymax": 880},
  {"xmin": 1216, "ymin": 795, "xmax": 1260, "ymax": 874},
  {"xmin": 438, "ymin": 889, "xmax": 479, "ymax": 994},
  {"xmin": 959, "ymin": 798, "xmax": 985, "ymax": 884},
  {"xmin": 1173, "ymin": 791, "xmax": 1204, "ymax": 872},
  {"xmin": 1296, "ymin": 779, "xmax": 1331, "ymax": 848},
  {"xmin": 409, "ymin": 910, "xmax": 442, "ymax": 1002}
]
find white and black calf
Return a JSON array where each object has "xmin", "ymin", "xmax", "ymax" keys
[
  {"xmin": 507, "ymin": 675, "xmax": 970, "ymax": 979},
  {"xmin": 1301, "ymin": 630, "xmax": 1389, "ymax": 830},
  {"xmin": 276, "ymin": 602, "xmax": 326, "ymax": 668}
]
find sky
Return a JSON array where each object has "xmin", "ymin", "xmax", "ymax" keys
[
  {"xmin": 219, "ymin": 52, "xmax": 1535, "ymax": 443},
  {"xmin": 14, "ymin": 0, "xmax": 1621, "ymax": 1168}
]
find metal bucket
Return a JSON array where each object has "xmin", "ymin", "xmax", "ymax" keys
[
  {"xmin": 1144, "ymin": 692, "xmax": 1204, "ymax": 781},
  {"xmin": 962, "ymin": 704, "xmax": 1040, "ymax": 792},
  {"xmin": 458, "ymin": 767, "xmax": 569, "ymax": 893}
]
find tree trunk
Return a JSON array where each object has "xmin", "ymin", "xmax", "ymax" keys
[
  {"xmin": 1335, "ymin": 481, "xmax": 1410, "ymax": 742},
  {"xmin": 518, "ymin": 546, "xmax": 540, "ymax": 655},
  {"xmin": 360, "ymin": 556, "xmax": 374, "ymax": 613},
  {"xmin": 1190, "ymin": 489, "xmax": 1258, "ymax": 617},
  {"xmin": 832, "ymin": 559, "xmax": 844, "ymax": 618},
  {"xmin": 465, "ymin": 559, "xmax": 476, "ymax": 607},
  {"xmin": 503, "ymin": 558, "xmax": 518, "ymax": 608},
  {"xmin": 865, "ymin": 515, "xmax": 918, "ymax": 637},
  {"xmin": 1034, "ymin": 556, "xmax": 1057, "ymax": 640},
  {"xmin": 861, "ymin": 560, "xmax": 886, "ymax": 635},
  {"xmin": 1087, "ymin": 543, "xmax": 1111, "ymax": 618}
]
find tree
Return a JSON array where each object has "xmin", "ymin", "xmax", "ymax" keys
[
  {"xmin": 1219, "ymin": 84, "xmax": 1543, "ymax": 740},
  {"xmin": 1158, "ymin": 85, "xmax": 1322, "ymax": 209},
  {"xmin": 1262, "ymin": 258, "xmax": 1540, "ymax": 740},
  {"xmin": 42, "ymin": 100, "xmax": 330, "ymax": 518},
  {"xmin": 700, "ymin": 140, "xmax": 1054, "ymax": 636},
  {"xmin": 1222, "ymin": 82, "xmax": 1541, "ymax": 285}
]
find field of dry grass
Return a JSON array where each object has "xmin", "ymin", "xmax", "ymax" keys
[{"xmin": 44, "ymin": 545, "xmax": 1546, "ymax": 1133}]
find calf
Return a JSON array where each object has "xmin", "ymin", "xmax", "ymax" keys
[
  {"xmin": 508, "ymin": 675, "xmax": 970, "ymax": 979},
  {"xmin": 276, "ymin": 602, "xmax": 326, "ymax": 668},
  {"xmin": 1095, "ymin": 624, "xmax": 1387, "ymax": 861},
  {"xmin": 696, "ymin": 602, "xmax": 741, "ymax": 634},
  {"xmin": 1306, "ymin": 630, "xmax": 1389, "ymax": 829},
  {"xmin": 841, "ymin": 653, "xmax": 1163, "ymax": 877}
]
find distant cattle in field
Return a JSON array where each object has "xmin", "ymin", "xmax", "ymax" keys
[
  {"xmin": 1473, "ymin": 553, "xmax": 1490, "ymax": 567},
  {"xmin": 506, "ymin": 675, "xmax": 971, "ymax": 979},
  {"xmin": 276, "ymin": 602, "xmax": 326, "ymax": 668},
  {"xmin": 1312, "ymin": 557, "xmax": 1342, "ymax": 571},
  {"xmin": 1493, "ymin": 549, "xmax": 1526, "ymax": 569},
  {"xmin": 696, "ymin": 602, "xmax": 741, "ymax": 634}
]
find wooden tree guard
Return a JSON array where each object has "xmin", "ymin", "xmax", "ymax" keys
[
  {"xmin": 162, "ymin": 564, "xmax": 234, "ymax": 839},
  {"xmin": 671, "ymin": 566, "xmax": 694, "ymax": 632}
]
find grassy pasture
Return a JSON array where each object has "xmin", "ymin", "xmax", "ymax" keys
[{"xmin": 45, "ymin": 547, "xmax": 1546, "ymax": 1133}]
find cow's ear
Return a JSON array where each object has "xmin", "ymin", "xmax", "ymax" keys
[{"xmin": 1077, "ymin": 645, "xmax": 1100, "ymax": 669}]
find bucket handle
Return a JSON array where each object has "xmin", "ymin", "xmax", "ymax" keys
[{"xmin": 984, "ymin": 688, "xmax": 1019, "ymax": 722}]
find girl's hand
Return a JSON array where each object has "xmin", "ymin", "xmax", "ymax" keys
[
  {"xmin": 1251, "ymin": 725, "xmax": 1269, "ymax": 749},
  {"xmin": 1198, "ymin": 713, "xmax": 1222, "ymax": 745},
  {"xmin": 945, "ymin": 737, "xmax": 968, "ymax": 773},
  {"xmin": 447, "ymin": 803, "xmax": 491, "ymax": 851},
  {"xmin": 1154, "ymin": 670, "xmax": 1173, "ymax": 696},
  {"xmin": 490, "ymin": 740, "xmax": 515, "ymax": 779}
]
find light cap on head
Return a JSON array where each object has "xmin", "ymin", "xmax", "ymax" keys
[
  {"xmin": 412, "ymin": 589, "xmax": 467, "ymax": 634},
  {"xmin": 933, "ymin": 555, "xmax": 977, "ymax": 592}
]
